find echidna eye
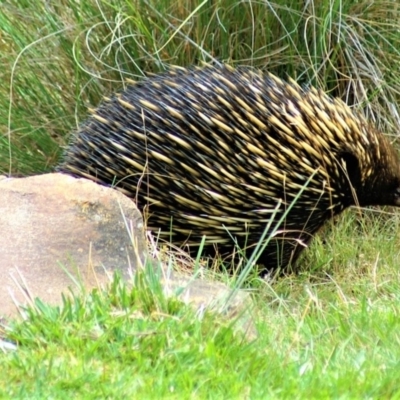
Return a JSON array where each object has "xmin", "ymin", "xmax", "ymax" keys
[{"xmin": 393, "ymin": 187, "xmax": 400, "ymax": 206}]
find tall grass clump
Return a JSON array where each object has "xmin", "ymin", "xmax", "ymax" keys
[{"xmin": 1, "ymin": 0, "xmax": 400, "ymax": 175}]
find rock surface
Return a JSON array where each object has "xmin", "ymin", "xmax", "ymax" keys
[
  {"xmin": 161, "ymin": 270, "xmax": 256, "ymax": 338},
  {"xmin": 0, "ymin": 173, "xmax": 146, "ymax": 319},
  {"xmin": 0, "ymin": 173, "xmax": 255, "ymax": 338}
]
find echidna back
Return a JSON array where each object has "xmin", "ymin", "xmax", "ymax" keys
[{"xmin": 58, "ymin": 65, "xmax": 400, "ymax": 272}]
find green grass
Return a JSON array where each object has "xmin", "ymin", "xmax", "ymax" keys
[
  {"xmin": 2, "ymin": 245, "xmax": 400, "ymax": 398},
  {"xmin": 2, "ymin": 0, "xmax": 400, "ymax": 397},
  {"xmin": 1, "ymin": 269, "xmax": 263, "ymax": 398}
]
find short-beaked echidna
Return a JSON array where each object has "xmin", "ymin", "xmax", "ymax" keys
[{"xmin": 57, "ymin": 65, "xmax": 400, "ymax": 272}]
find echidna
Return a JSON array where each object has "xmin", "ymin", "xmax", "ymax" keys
[{"xmin": 57, "ymin": 65, "xmax": 400, "ymax": 272}]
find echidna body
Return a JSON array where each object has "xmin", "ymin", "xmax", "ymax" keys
[{"xmin": 58, "ymin": 65, "xmax": 400, "ymax": 271}]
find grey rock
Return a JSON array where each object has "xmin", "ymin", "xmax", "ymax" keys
[{"xmin": 0, "ymin": 173, "xmax": 147, "ymax": 319}]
